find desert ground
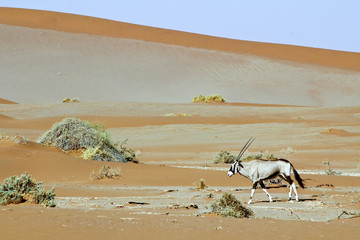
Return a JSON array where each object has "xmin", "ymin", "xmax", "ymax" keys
[{"xmin": 1, "ymin": 7, "xmax": 360, "ymax": 240}]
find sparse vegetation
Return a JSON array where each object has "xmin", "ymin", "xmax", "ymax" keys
[
  {"xmin": 243, "ymin": 151, "xmax": 277, "ymax": 161},
  {"xmin": 62, "ymin": 97, "xmax": 79, "ymax": 103},
  {"xmin": 0, "ymin": 131, "xmax": 8, "ymax": 140},
  {"xmin": 12, "ymin": 135, "xmax": 28, "ymax": 144},
  {"xmin": 0, "ymin": 132, "xmax": 28, "ymax": 144},
  {"xmin": 213, "ymin": 150, "xmax": 236, "ymax": 164},
  {"xmin": 191, "ymin": 94, "xmax": 226, "ymax": 103},
  {"xmin": 164, "ymin": 113, "xmax": 196, "ymax": 117},
  {"xmin": 115, "ymin": 139, "xmax": 138, "ymax": 163},
  {"xmin": 320, "ymin": 128, "xmax": 349, "ymax": 136},
  {"xmin": 194, "ymin": 178, "xmax": 207, "ymax": 190},
  {"xmin": 0, "ymin": 173, "xmax": 56, "ymax": 207},
  {"xmin": 38, "ymin": 118, "xmax": 128, "ymax": 162},
  {"xmin": 213, "ymin": 150, "xmax": 279, "ymax": 163},
  {"xmin": 191, "ymin": 94, "xmax": 206, "ymax": 103},
  {"xmin": 280, "ymin": 146, "xmax": 296, "ymax": 154},
  {"xmin": 323, "ymin": 161, "xmax": 341, "ymax": 175},
  {"xmin": 90, "ymin": 165, "xmax": 121, "ymax": 180},
  {"xmin": 211, "ymin": 192, "xmax": 254, "ymax": 218}
]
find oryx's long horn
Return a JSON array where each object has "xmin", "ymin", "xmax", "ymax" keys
[{"xmin": 235, "ymin": 137, "xmax": 255, "ymax": 162}]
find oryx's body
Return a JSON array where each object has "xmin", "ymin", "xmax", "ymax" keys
[
  {"xmin": 228, "ymin": 159, "xmax": 305, "ymax": 204},
  {"xmin": 227, "ymin": 137, "xmax": 305, "ymax": 204}
]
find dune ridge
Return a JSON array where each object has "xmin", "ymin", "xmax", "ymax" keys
[
  {"xmin": 0, "ymin": 98, "xmax": 17, "ymax": 104},
  {"xmin": 1, "ymin": 7, "xmax": 360, "ymax": 240},
  {"xmin": 1, "ymin": 23, "xmax": 359, "ymax": 106},
  {"xmin": 1, "ymin": 7, "xmax": 360, "ymax": 72}
]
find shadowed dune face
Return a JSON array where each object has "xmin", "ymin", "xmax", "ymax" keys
[{"xmin": 1, "ymin": 24, "xmax": 360, "ymax": 106}]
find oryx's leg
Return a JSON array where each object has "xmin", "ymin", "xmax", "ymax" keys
[
  {"xmin": 284, "ymin": 175, "xmax": 299, "ymax": 202},
  {"xmin": 248, "ymin": 182, "xmax": 258, "ymax": 204},
  {"xmin": 259, "ymin": 181, "xmax": 273, "ymax": 202},
  {"xmin": 292, "ymin": 182, "xmax": 299, "ymax": 202}
]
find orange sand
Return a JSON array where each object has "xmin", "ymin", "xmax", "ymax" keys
[{"xmin": 1, "ymin": 7, "xmax": 360, "ymax": 240}]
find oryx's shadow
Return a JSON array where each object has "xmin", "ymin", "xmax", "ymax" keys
[{"xmin": 253, "ymin": 198, "xmax": 317, "ymax": 204}]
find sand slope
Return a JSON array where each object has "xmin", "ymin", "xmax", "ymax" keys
[
  {"xmin": 1, "ymin": 8, "xmax": 360, "ymax": 240},
  {"xmin": 1, "ymin": 8, "xmax": 360, "ymax": 106},
  {"xmin": 1, "ymin": 7, "xmax": 360, "ymax": 71}
]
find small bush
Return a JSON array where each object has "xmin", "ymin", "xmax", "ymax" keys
[
  {"xmin": 0, "ymin": 173, "xmax": 56, "ymax": 207},
  {"xmin": 90, "ymin": 165, "xmax": 121, "ymax": 180},
  {"xmin": 115, "ymin": 139, "xmax": 138, "ymax": 163},
  {"xmin": 242, "ymin": 154, "xmax": 263, "ymax": 161},
  {"xmin": 38, "ymin": 118, "xmax": 126, "ymax": 162},
  {"xmin": 62, "ymin": 98, "xmax": 79, "ymax": 103},
  {"xmin": 0, "ymin": 132, "xmax": 9, "ymax": 141},
  {"xmin": 194, "ymin": 178, "xmax": 207, "ymax": 190},
  {"xmin": 0, "ymin": 133, "xmax": 28, "ymax": 144},
  {"xmin": 211, "ymin": 193, "xmax": 254, "ymax": 218},
  {"xmin": 213, "ymin": 150, "xmax": 236, "ymax": 164},
  {"xmin": 323, "ymin": 161, "xmax": 341, "ymax": 175},
  {"xmin": 191, "ymin": 94, "xmax": 226, "ymax": 103},
  {"xmin": 243, "ymin": 152, "xmax": 277, "ymax": 161},
  {"xmin": 191, "ymin": 94, "xmax": 206, "ymax": 103}
]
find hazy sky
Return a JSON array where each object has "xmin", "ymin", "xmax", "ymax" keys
[{"xmin": 1, "ymin": 0, "xmax": 359, "ymax": 53}]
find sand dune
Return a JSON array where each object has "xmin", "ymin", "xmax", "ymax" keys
[
  {"xmin": 1, "ymin": 8, "xmax": 360, "ymax": 106},
  {"xmin": 1, "ymin": 8, "xmax": 360, "ymax": 240},
  {"xmin": 1, "ymin": 7, "xmax": 360, "ymax": 71},
  {"xmin": 0, "ymin": 98, "xmax": 17, "ymax": 104}
]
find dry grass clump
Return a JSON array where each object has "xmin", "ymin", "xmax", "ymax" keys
[
  {"xmin": 90, "ymin": 165, "xmax": 121, "ymax": 180},
  {"xmin": 0, "ymin": 132, "xmax": 8, "ymax": 140},
  {"xmin": 0, "ymin": 173, "xmax": 56, "ymax": 207},
  {"xmin": 280, "ymin": 146, "xmax": 296, "ymax": 154},
  {"xmin": 38, "ymin": 118, "xmax": 126, "ymax": 162},
  {"xmin": 213, "ymin": 150, "xmax": 236, "ymax": 164},
  {"xmin": 211, "ymin": 193, "xmax": 254, "ymax": 218},
  {"xmin": 0, "ymin": 132, "xmax": 28, "ymax": 144},
  {"xmin": 191, "ymin": 94, "xmax": 226, "ymax": 103},
  {"xmin": 320, "ymin": 128, "xmax": 350, "ymax": 136},
  {"xmin": 62, "ymin": 97, "xmax": 79, "ymax": 103},
  {"xmin": 323, "ymin": 161, "xmax": 341, "ymax": 175},
  {"xmin": 115, "ymin": 139, "xmax": 138, "ymax": 163},
  {"xmin": 194, "ymin": 178, "xmax": 207, "ymax": 190},
  {"xmin": 243, "ymin": 151, "xmax": 277, "ymax": 161}
]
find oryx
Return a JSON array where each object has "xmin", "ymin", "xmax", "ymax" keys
[{"xmin": 228, "ymin": 137, "xmax": 305, "ymax": 204}]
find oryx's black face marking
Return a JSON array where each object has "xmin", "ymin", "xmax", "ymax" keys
[
  {"xmin": 229, "ymin": 137, "xmax": 255, "ymax": 177},
  {"xmin": 228, "ymin": 161, "xmax": 239, "ymax": 177}
]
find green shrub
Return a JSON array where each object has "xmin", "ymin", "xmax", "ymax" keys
[
  {"xmin": 205, "ymin": 94, "xmax": 226, "ymax": 103},
  {"xmin": 214, "ymin": 150, "xmax": 236, "ymax": 164},
  {"xmin": 211, "ymin": 193, "xmax": 254, "ymax": 218},
  {"xmin": 191, "ymin": 94, "xmax": 206, "ymax": 103},
  {"xmin": 0, "ymin": 173, "xmax": 56, "ymax": 207},
  {"xmin": 191, "ymin": 94, "xmax": 226, "ymax": 103},
  {"xmin": 62, "ymin": 98, "xmax": 79, "ymax": 103},
  {"xmin": 38, "ymin": 118, "xmax": 127, "ymax": 162}
]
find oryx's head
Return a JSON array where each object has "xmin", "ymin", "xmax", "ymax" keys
[
  {"xmin": 228, "ymin": 161, "xmax": 240, "ymax": 177},
  {"xmin": 227, "ymin": 137, "xmax": 255, "ymax": 177}
]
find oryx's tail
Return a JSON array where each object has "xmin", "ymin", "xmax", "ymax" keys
[{"xmin": 291, "ymin": 164, "xmax": 305, "ymax": 188}]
